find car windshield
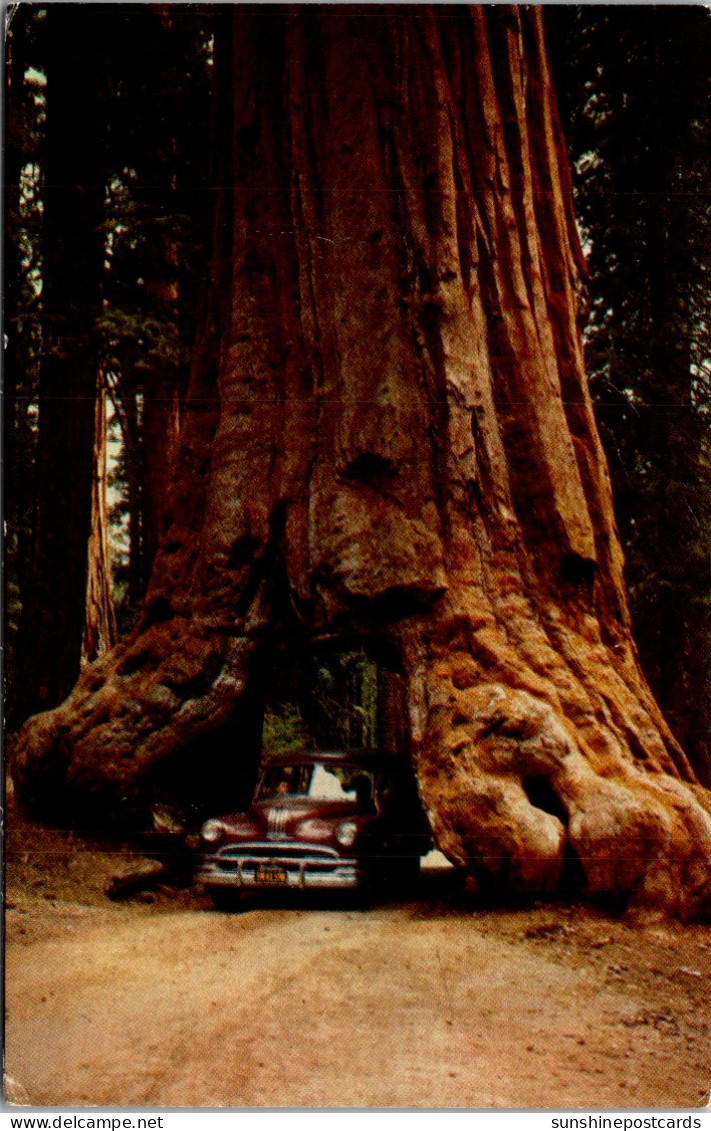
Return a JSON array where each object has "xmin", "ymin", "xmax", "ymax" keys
[{"xmin": 259, "ymin": 762, "xmax": 375, "ymax": 805}]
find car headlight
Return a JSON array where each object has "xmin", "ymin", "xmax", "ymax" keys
[
  {"xmin": 297, "ymin": 818, "xmax": 330, "ymax": 840},
  {"xmin": 201, "ymin": 819, "xmax": 224, "ymax": 844},
  {"xmin": 335, "ymin": 820, "xmax": 358, "ymax": 848}
]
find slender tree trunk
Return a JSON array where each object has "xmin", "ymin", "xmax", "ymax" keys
[
  {"xmin": 14, "ymin": 7, "xmax": 105, "ymax": 722},
  {"xmin": 377, "ymin": 669, "xmax": 409, "ymax": 754},
  {"xmin": 12, "ymin": 7, "xmax": 711, "ymax": 918},
  {"xmin": 142, "ymin": 235, "xmax": 183, "ymax": 573},
  {"xmin": 122, "ymin": 373, "xmax": 149, "ymax": 612},
  {"xmin": 83, "ymin": 373, "xmax": 118, "ymax": 662}
]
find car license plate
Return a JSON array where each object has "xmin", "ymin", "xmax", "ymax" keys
[{"xmin": 255, "ymin": 865, "xmax": 288, "ymax": 885}]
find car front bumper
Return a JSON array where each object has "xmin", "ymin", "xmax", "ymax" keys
[{"xmin": 197, "ymin": 840, "xmax": 366, "ymax": 890}]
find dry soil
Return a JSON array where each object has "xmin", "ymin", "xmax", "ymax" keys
[{"xmin": 4, "ymin": 797, "xmax": 710, "ymax": 1109}]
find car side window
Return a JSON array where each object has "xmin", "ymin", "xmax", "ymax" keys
[
  {"xmin": 376, "ymin": 773, "xmax": 398, "ymax": 815},
  {"xmin": 351, "ymin": 773, "xmax": 374, "ymax": 809},
  {"xmin": 376, "ymin": 770, "xmax": 426, "ymax": 825},
  {"xmin": 310, "ymin": 764, "xmax": 350, "ymax": 800}
]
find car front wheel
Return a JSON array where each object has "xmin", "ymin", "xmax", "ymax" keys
[
  {"xmin": 207, "ymin": 886, "xmax": 246, "ymax": 912},
  {"xmin": 387, "ymin": 856, "xmax": 421, "ymax": 892}
]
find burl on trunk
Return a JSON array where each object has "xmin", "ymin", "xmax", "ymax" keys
[{"xmin": 13, "ymin": 7, "xmax": 711, "ymax": 919}]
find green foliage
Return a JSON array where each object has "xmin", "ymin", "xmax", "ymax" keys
[
  {"xmin": 263, "ymin": 649, "xmax": 380, "ymax": 758},
  {"xmin": 97, "ymin": 306, "xmax": 186, "ymax": 378},
  {"xmin": 311, "ymin": 651, "xmax": 378, "ymax": 750},
  {"xmin": 262, "ymin": 703, "xmax": 312, "ymax": 759}
]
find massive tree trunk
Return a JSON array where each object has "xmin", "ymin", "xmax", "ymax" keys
[{"xmin": 12, "ymin": 7, "xmax": 711, "ymax": 919}]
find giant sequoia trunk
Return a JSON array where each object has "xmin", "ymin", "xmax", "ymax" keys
[{"xmin": 13, "ymin": 7, "xmax": 711, "ymax": 918}]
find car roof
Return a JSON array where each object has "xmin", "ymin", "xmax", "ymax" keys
[{"xmin": 262, "ymin": 749, "xmax": 408, "ymax": 767}]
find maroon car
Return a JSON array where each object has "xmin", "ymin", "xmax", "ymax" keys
[{"xmin": 197, "ymin": 750, "xmax": 432, "ymax": 906}]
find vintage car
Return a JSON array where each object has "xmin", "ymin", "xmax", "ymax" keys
[{"xmin": 197, "ymin": 749, "xmax": 432, "ymax": 906}]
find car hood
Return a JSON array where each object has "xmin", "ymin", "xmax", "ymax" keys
[
  {"xmin": 212, "ymin": 800, "xmax": 366, "ymax": 845},
  {"xmin": 215, "ymin": 798, "xmax": 369, "ymax": 840},
  {"xmin": 256, "ymin": 797, "xmax": 364, "ymax": 818}
]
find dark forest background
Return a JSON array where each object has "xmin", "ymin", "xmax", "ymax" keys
[{"xmin": 4, "ymin": 5, "xmax": 710, "ymax": 782}]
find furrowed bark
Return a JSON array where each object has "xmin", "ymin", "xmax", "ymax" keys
[{"xmin": 12, "ymin": 6, "xmax": 711, "ymax": 918}]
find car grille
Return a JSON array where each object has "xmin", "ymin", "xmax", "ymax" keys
[
  {"xmin": 198, "ymin": 840, "xmax": 361, "ymax": 890},
  {"xmin": 267, "ymin": 808, "xmax": 290, "ymax": 837},
  {"xmin": 216, "ymin": 841, "xmax": 340, "ymax": 863}
]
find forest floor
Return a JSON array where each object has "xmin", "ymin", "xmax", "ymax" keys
[{"xmin": 4, "ymin": 789, "xmax": 711, "ymax": 1111}]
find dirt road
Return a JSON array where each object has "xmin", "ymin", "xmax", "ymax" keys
[{"xmin": 5, "ymin": 816, "xmax": 711, "ymax": 1109}]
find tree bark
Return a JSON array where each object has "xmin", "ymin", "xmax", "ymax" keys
[
  {"xmin": 142, "ymin": 239, "xmax": 183, "ymax": 576},
  {"xmin": 12, "ymin": 6, "xmax": 711, "ymax": 919},
  {"xmin": 83, "ymin": 373, "xmax": 118, "ymax": 662}
]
